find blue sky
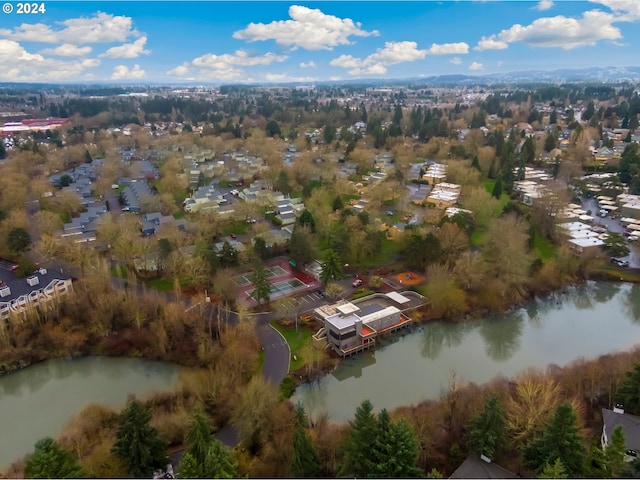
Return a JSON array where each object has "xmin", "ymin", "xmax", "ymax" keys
[{"xmin": 0, "ymin": 1, "xmax": 639, "ymax": 83}]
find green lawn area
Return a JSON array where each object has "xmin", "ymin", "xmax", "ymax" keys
[
  {"xmin": 270, "ymin": 321, "xmax": 314, "ymax": 373},
  {"xmin": 356, "ymin": 237, "xmax": 400, "ymax": 269},
  {"xmin": 147, "ymin": 278, "xmax": 175, "ymax": 291},
  {"xmin": 531, "ymin": 230, "xmax": 556, "ymax": 260},
  {"xmin": 484, "ymin": 179, "xmax": 496, "ymax": 195},
  {"xmin": 222, "ymin": 221, "xmax": 249, "ymax": 235},
  {"xmin": 173, "ymin": 210, "xmax": 185, "ymax": 219}
]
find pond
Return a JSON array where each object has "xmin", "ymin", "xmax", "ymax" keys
[
  {"xmin": 293, "ymin": 281, "xmax": 640, "ymax": 422},
  {"xmin": 0, "ymin": 356, "xmax": 181, "ymax": 469}
]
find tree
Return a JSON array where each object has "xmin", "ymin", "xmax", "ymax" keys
[
  {"xmin": 202, "ymin": 439, "xmax": 238, "ymax": 478},
  {"xmin": 25, "ymin": 437, "xmax": 86, "ymax": 479},
  {"xmin": 471, "ymin": 155, "xmax": 481, "ymax": 171},
  {"xmin": 219, "ymin": 241, "xmax": 238, "ymax": 268},
  {"xmin": 340, "ymin": 400, "xmax": 378, "ymax": 477},
  {"xmin": 298, "ymin": 209, "xmax": 316, "ymax": 233},
  {"xmin": 615, "ymin": 362, "xmax": 640, "ymax": 415},
  {"xmin": 544, "ymin": 133, "xmax": 557, "ymax": 152},
  {"xmin": 111, "ymin": 396, "xmax": 168, "ymax": 478},
  {"xmin": 325, "ymin": 281, "xmax": 345, "ymax": 300},
  {"xmin": 290, "ymin": 403, "xmax": 321, "ymax": 477},
  {"xmin": 467, "ymin": 395, "xmax": 508, "ymax": 460},
  {"xmin": 332, "ymin": 195, "xmax": 344, "ymax": 211},
  {"xmin": 177, "ymin": 452, "xmax": 201, "ymax": 479},
  {"xmin": 549, "ymin": 110, "xmax": 558, "ymax": 125},
  {"xmin": 289, "ymin": 225, "xmax": 315, "ymax": 266},
  {"xmin": 253, "ymin": 236, "xmax": 269, "ymax": 260},
  {"xmin": 251, "ymin": 262, "xmax": 271, "ymax": 306},
  {"xmin": 266, "ymin": 119, "xmax": 281, "ymax": 137},
  {"xmin": 370, "ymin": 409, "xmax": 423, "ymax": 479},
  {"xmin": 604, "ymin": 232, "xmax": 630, "ymax": 259},
  {"xmin": 8, "ymin": 227, "xmax": 31, "ymax": 253},
  {"xmin": 184, "ymin": 405, "xmax": 213, "ymax": 465},
  {"xmin": 523, "ymin": 402, "xmax": 586, "ymax": 478},
  {"xmin": 605, "ymin": 425, "xmax": 627, "ymax": 478},
  {"xmin": 539, "ymin": 458, "xmax": 568, "ymax": 479},
  {"xmin": 320, "ymin": 249, "xmax": 342, "ymax": 284}
]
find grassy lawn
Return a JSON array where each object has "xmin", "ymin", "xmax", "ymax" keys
[
  {"xmin": 531, "ymin": 229, "xmax": 556, "ymax": 260},
  {"xmin": 173, "ymin": 210, "xmax": 185, "ymax": 219},
  {"xmin": 222, "ymin": 221, "xmax": 249, "ymax": 235},
  {"xmin": 147, "ymin": 278, "xmax": 175, "ymax": 291},
  {"xmin": 270, "ymin": 321, "xmax": 314, "ymax": 373},
  {"xmin": 356, "ymin": 237, "xmax": 400, "ymax": 269}
]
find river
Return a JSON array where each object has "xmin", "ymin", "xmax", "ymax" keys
[
  {"xmin": 293, "ymin": 281, "xmax": 640, "ymax": 422},
  {"xmin": 0, "ymin": 356, "xmax": 180, "ymax": 469}
]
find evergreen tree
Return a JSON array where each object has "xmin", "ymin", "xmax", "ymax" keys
[
  {"xmin": 374, "ymin": 417, "xmax": 423, "ymax": 478},
  {"xmin": 332, "ymin": 195, "xmax": 344, "ymax": 211},
  {"xmin": 7, "ymin": 227, "xmax": 31, "ymax": 253},
  {"xmin": 298, "ymin": 209, "xmax": 316, "ymax": 233},
  {"xmin": 549, "ymin": 110, "xmax": 558, "ymax": 125},
  {"xmin": 605, "ymin": 425, "xmax": 627, "ymax": 478},
  {"xmin": 523, "ymin": 402, "xmax": 586, "ymax": 478},
  {"xmin": 250, "ymin": 262, "xmax": 271, "ymax": 306},
  {"xmin": 320, "ymin": 249, "xmax": 342, "ymax": 285},
  {"xmin": 340, "ymin": 400, "xmax": 378, "ymax": 477},
  {"xmin": 290, "ymin": 403, "xmax": 321, "ymax": 478},
  {"xmin": 275, "ymin": 170, "xmax": 291, "ymax": 194},
  {"xmin": 177, "ymin": 452, "xmax": 202, "ymax": 479},
  {"xmin": 202, "ymin": 439, "xmax": 238, "ymax": 478},
  {"xmin": 492, "ymin": 176, "xmax": 503, "ymax": 199},
  {"xmin": 253, "ymin": 236, "xmax": 269, "ymax": 260},
  {"xmin": 538, "ymin": 458, "xmax": 568, "ymax": 479},
  {"xmin": 184, "ymin": 405, "xmax": 213, "ymax": 465},
  {"xmin": 266, "ymin": 119, "xmax": 281, "ymax": 137},
  {"xmin": 467, "ymin": 395, "xmax": 508, "ymax": 460},
  {"xmin": 471, "ymin": 155, "xmax": 481, "ymax": 171},
  {"xmin": 111, "ymin": 396, "xmax": 168, "ymax": 478},
  {"xmin": 25, "ymin": 437, "xmax": 86, "ymax": 479},
  {"xmin": 219, "ymin": 241, "xmax": 238, "ymax": 268},
  {"xmin": 544, "ymin": 133, "xmax": 557, "ymax": 152}
]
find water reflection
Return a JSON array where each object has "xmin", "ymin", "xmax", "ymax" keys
[
  {"xmin": 479, "ymin": 312, "xmax": 524, "ymax": 362},
  {"xmin": 332, "ymin": 352, "xmax": 376, "ymax": 381},
  {"xmin": 623, "ymin": 284, "xmax": 640, "ymax": 322},
  {"xmin": 420, "ymin": 321, "xmax": 471, "ymax": 360},
  {"xmin": 591, "ymin": 281, "xmax": 621, "ymax": 304}
]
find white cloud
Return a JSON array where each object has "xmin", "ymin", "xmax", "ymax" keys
[
  {"xmin": 233, "ymin": 5, "xmax": 378, "ymax": 50},
  {"xmin": 330, "ymin": 41, "xmax": 426, "ymax": 76},
  {"xmin": 0, "ymin": 39, "xmax": 100, "ymax": 81},
  {"xmin": 590, "ymin": 0, "xmax": 640, "ymax": 21},
  {"xmin": 0, "ymin": 12, "xmax": 139, "ymax": 45},
  {"xmin": 427, "ymin": 42, "xmax": 469, "ymax": 55},
  {"xmin": 469, "ymin": 62, "xmax": 484, "ymax": 70},
  {"xmin": 101, "ymin": 36, "xmax": 150, "ymax": 59},
  {"xmin": 535, "ymin": 0, "xmax": 554, "ymax": 11},
  {"xmin": 450, "ymin": 57, "xmax": 462, "ymax": 65},
  {"xmin": 110, "ymin": 64, "xmax": 146, "ymax": 80},
  {"xmin": 474, "ymin": 9, "xmax": 622, "ymax": 50},
  {"xmin": 300, "ymin": 61, "xmax": 316, "ymax": 68},
  {"xmin": 167, "ymin": 50, "xmax": 287, "ymax": 81},
  {"xmin": 475, "ymin": 36, "xmax": 509, "ymax": 51},
  {"xmin": 40, "ymin": 43, "xmax": 92, "ymax": 57}
]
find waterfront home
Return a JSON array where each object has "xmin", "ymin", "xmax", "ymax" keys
[
  {"xmin": 0, "ymin": 264, "xmax": 73, "ymax": 323},
  {"xmin": 312, "ymin": 292, "xmax": 423, "ymax": 357}
]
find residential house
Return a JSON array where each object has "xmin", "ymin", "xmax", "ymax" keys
[
  {"xmin": 601, "ymin": 407, "xmax": 640, "ymax": 458},
  {"xmin": 426, "ymin": 183, "xmax": 461, "ymax": 209},
  {"xmin": 449, "ymin": 454, "xmax": 518, "ymax": 479},
  {"xmin": 0, "ymin": 266, "xmax": 73, "ymax": 323}
]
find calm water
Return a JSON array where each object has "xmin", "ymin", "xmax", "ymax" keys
[
  {"xmin": 294, "ymin": 281, "xmax": 640, "ymax": 422},
  {"xmin": 0, "ymin": 356, "xmax": 180, "ymax": 469}
]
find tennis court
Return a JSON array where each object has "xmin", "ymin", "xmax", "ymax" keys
[
  {"xmin": 233, "ymin": 265, "xmax": 288, "ymax": 287},
  {"xmin": 247, "ymin": 277, "xmax": 306, "ymax": 300}
]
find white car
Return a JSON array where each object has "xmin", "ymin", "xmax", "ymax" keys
[{"xmin": 629, "ymin": 235, "xmax": 639, "ymax": 242}]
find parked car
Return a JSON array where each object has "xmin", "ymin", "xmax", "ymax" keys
[
  {"xmin": 352, "ymin": 278, "xmax": 364, "ymax": 287},
  {"xmin": 629, "ymin": 235, "xmax": 639, "ymax": 242},
  {"xmin": 230, "ymin": 233, "xmax": 237, "ymax": 239},
  {"xmin": 611, "ymin": 257, "xmax": 630, "ymax": 267}
]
